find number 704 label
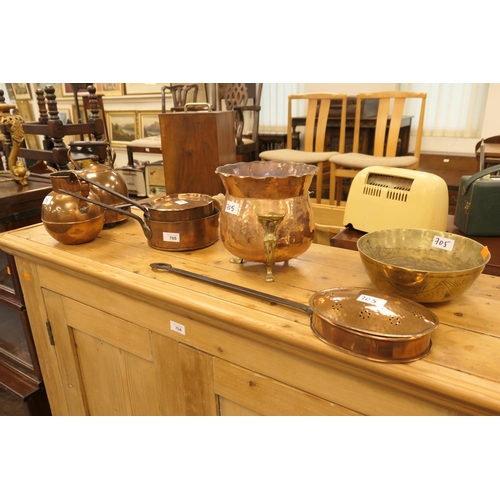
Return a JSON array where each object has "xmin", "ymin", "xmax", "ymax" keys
[{"xmin": 431, "ymin": 236, "xmax": 455, "ymax": 251}]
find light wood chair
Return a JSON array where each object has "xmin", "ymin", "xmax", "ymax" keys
[
  {"xmin": 259, "ymin": 92, "xmax": 348, "ymax": 204},
  {"xmin": 329, "ymin": 91, "xmax": 427, "ymax": 205}
]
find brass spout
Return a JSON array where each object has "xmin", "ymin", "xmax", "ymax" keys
[{"xmin": 257, "ymin": 212, "xmax": 286, "ymax": 282}]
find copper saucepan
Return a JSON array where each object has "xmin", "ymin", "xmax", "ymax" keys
[
  {"xmin": 61, "ymin": 174, "xmax": 219, "ymax": 251},
  {"xmin": 150, "ymin": 262, "xmax": 439, "ymax": 363}
]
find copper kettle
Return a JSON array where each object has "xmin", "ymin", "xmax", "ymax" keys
[
  {"xmin": 68, "ymin": 148, "xmax": 130, "ymax": 225},
  {"xmin": 41, "ymin": 171, "xmax": 105, "ymax": 245}
]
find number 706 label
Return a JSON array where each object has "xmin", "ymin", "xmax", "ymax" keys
[{"xmin": 432, "ymin": 236, "xmax": 455, "ymax": 251}]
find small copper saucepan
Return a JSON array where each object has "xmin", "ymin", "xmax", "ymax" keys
[
  {"xmin": 61, "ymin": 174, "xmax": 219, "ymax": 251},
  {"xmin": 150, "ymin": 262, "xmax": 439, "ymax": 363}
]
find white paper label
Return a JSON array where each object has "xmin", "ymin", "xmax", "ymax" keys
[
  {"xmin": 175, "ymin": 200, "xmax": 188, "ymax": 205},
  {"xmin": 170, "ymin": 320, "xmax": 186, "ymax": 335},
  {"xmin": 225, "ymin": 200, "xmax": 241, "ymax": 216},
  {"xmin": 42, "ymin": 196, "xmax": 53, "ymax": 205},
  {"xmin": 357, "ymin": 294, "xmax": 387, "ymax": 308},
  {"xmin": 163, "ymin": 232, "xmax": 180, "ymax": 242},
  {"xmin": 431, "ymin": 235, "xmax": 455, "ymax": 251}
]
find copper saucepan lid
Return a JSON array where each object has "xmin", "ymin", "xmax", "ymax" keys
[
  {"xmin": 142, "ymin": 193, "xmax": 215, "ymax": 222},
  {"xmin": 150, "ymin": 263, "xmax": 439, "ymax": 363}
]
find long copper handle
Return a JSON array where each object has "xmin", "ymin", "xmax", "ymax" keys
[{"xmin": 149, "ymin": 262, "xmax": 312, "ymax": 315}]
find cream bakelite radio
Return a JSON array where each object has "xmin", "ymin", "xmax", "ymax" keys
[{"xmin": 343, "ymin": 166, "xmax": 449, "ymax": 232}]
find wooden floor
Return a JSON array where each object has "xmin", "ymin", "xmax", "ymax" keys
[{"xmin": 0, "ymin": 384, "xmax": 28, "ymax": 416}]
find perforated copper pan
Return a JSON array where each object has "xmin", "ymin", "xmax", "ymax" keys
[{"xmin": 150, "ymin": 263, "xmax": 439, "ymax": 363}]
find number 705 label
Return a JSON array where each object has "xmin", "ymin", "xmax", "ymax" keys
[{"xmin": 432, "ymin": 235, "xmax": 455, "ymax": 251}]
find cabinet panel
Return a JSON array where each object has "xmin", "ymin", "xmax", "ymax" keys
[
  {"xmin": 62, "ymin": 296, "xmax": 153, "ymax": 361},
  {"xmin": 41, "ymin": 287, "xmax": 218, "ymax": 416},
  {"xmin": 152, "ymin": 334, "xmax": 218, "ymax": 416},
  {"xmin": 74, "ymin": 330, "xmax": 160, "ymax": 416},
  {"xmin": 219, "ymin": 398, "xmax": 260, "ymax": 416},
  {"xmin": 215, "ymin": 358, "xmax": 360, "ymax": 416}
]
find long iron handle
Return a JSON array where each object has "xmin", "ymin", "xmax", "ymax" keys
[{"xmin": 149, "ymin": 262, "xmax": 312, "ymax": 315}]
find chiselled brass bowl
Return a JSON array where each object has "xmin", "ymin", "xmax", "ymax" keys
[{"xmin": 357, "ymin": 228, "xmax": 491, "ymax": 303}]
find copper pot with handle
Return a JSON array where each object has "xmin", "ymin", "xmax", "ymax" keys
[
  {"xmin": 60, "ymin": 173, "xmax": 219, "ymax": 251},
  {"xmin": 150, "ymin": 262, "xmax": 439, "ymax": 363}
]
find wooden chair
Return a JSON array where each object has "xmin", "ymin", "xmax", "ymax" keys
[
  {"xmin": 329, "ymin": 91, "xmax": 427, "ymax": 205},
  {"xmin": 126, "ymin": 84, "xmax": 202, "ymax": 166},
  {"xmin": 259, "ymin": 92, "xmax": 348, "ymax": 204},
  {"xmin": 1, "ymin": 84, "xmax": 106, "ymax": 173},
  {"xmin": 220, "ymin": 83, "xmax": 263, "ymax": 161},
  {"xmin": 475, "ymin": 135, "xmax": 500, "ymax": 170},
  {"xmin": 161, "ymin": 84, "xmax": 199, "ymax": 113}
]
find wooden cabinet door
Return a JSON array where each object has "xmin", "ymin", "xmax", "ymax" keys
[
  {"xmin": 43, "ymin": 289, "xmax": 218, "ymax": 416},
  {"xmin": 214, "ymin": 359, "xmax": 360, "ymax": 416}
]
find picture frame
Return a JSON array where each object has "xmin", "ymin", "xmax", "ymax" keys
[
  {"xmin": 15, "ymin": 100, "xmax": 40, "ymax": 149},
  {"xmin": 106, "ymin": 111, "xmax": 138, "ymax": 146},
  {"xmin": 11, "ymin": 83, "xmax": 31, "ymax": 100},
  {"xmin": 57, "ymin": 105, "xmax": 73, "ymax": 125},
  {"xmin": 35, "ymin": 83, "xmax": 63, "ymax": 97},
  {"xmin": 4, "ymin": 83, "xmax": 15, "ymax": 101},
  {"xmin": 94, "ymin": 83, "xmax": 124, "ymax": 96},
  {"xmin": 57, "ymin": 105, "xmax": 76, "ymax": 144},
  {"xmin": 82, "ymin": 94, "xmax": 108, "ymax": 140},
  {"xmin": 62, "ymin": 83, "xmax": 92, "ymax": 96},
  {"xmin": 138, "ymin": 111, "xmax": 161, "ymax": 138},
  {"xmin": 125, "ymin": 83, "xmax": 170, "ymax": 95}
]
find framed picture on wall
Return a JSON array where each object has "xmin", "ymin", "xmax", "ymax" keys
[
  {"xmin": 106, "ymin": 111, "xmax": 137, "ymax": 147},
  {"xmin": 125, "ymin": 83, "xmax": 170, "ymax": 95},
  {"xmin": 138, "ymin": 112, "xmax": 161, "ymax": 138},
  {"xmin": 94, "ymin": 83, "xmax": 124, "ymax": 96},
  {"xmin": 15, "ymin": 100, "xmax": 40, "ymax": 149},
  {"xmin": 57, "ymin": 105, "xmax": 76, "ymax": 143},
  {"xmin": 35, "ymin": 83, "xmax": 63, "ymax": 97},
  {"xmin": 11, "ymin": 83, "xmax": 31, "ymax": 100},
  {"xmin": 62, "ymin": 83, "xmax": 91, "ymax": 96}
]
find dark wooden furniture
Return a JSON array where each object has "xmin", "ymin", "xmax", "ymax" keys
[
  {"xmin": 256, "ymin": 131, "xmax": 300, "ymax": 154},
  {"xmin": 418, "ymin": 153, "xmax": 479, "ymax": 214},
  {"xmin": 2, "ymin": 85, "xmax": 106, "ymax": 170},
  {"xmin": 159, "ymin": 110, "xmax": 236, "ymax": 195},
  {"xmin": 219, "ymin": 83, "xmax": 263, "ymax": 161},
  {"xmin": 0, "ymin": 177, "xmax": 52, "ymax": 415},
  {"xmin": 292, "ymin": 115, "xmax": 413, "ymax": 157},
  {"xmin": 475, "ymin": 137, "xmax": 500, "ymax": 169},
  {"xmin": 126, "ymin": 84, "xmax": 202, "ymax": 167},
  {"xmin": 331, "ymin": 215, "xmax": 500, "ymax": 277},
  {"xmin": 162, "ymin": 84, "xmax": 199, "ymax": 113}
]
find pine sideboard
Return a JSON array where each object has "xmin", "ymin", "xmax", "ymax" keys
[{"xmin": 1, "ymin": 212, "xmax": 500, "ymax": 416}]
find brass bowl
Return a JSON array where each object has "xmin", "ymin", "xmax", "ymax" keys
[{"xmin": 357, "ymin": 228, "xmax": 491, "ymax": 303}]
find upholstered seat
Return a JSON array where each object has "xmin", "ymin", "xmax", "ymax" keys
[
  {"xmin": 259, "ymin": 149, "xmax": 341, "ymax": 164},
  {"xmin": 330, "ymin": 152, "xmax": 419, "ymax": 169}
]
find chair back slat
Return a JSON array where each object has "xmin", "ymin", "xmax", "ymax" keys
[
  {"xmin": 354, "ymin": 91, "xmax": 427, "ymax": 160},
  {"xmin": 287, "ymin": 93, "xmax": 347, "ymax": 154}
]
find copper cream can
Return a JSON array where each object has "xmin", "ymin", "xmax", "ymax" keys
[{"xmin": 215, "ymin": 161, "xmax": 318, "ymax": 281}]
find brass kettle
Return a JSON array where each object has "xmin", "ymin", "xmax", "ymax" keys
[
  {"xmin": 41, "ymin": 171, "xmax": 105, "ymax": 245},
  {"xmin": 69, "ymin": 148, "xmax": 130, "ymax": 225}
]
